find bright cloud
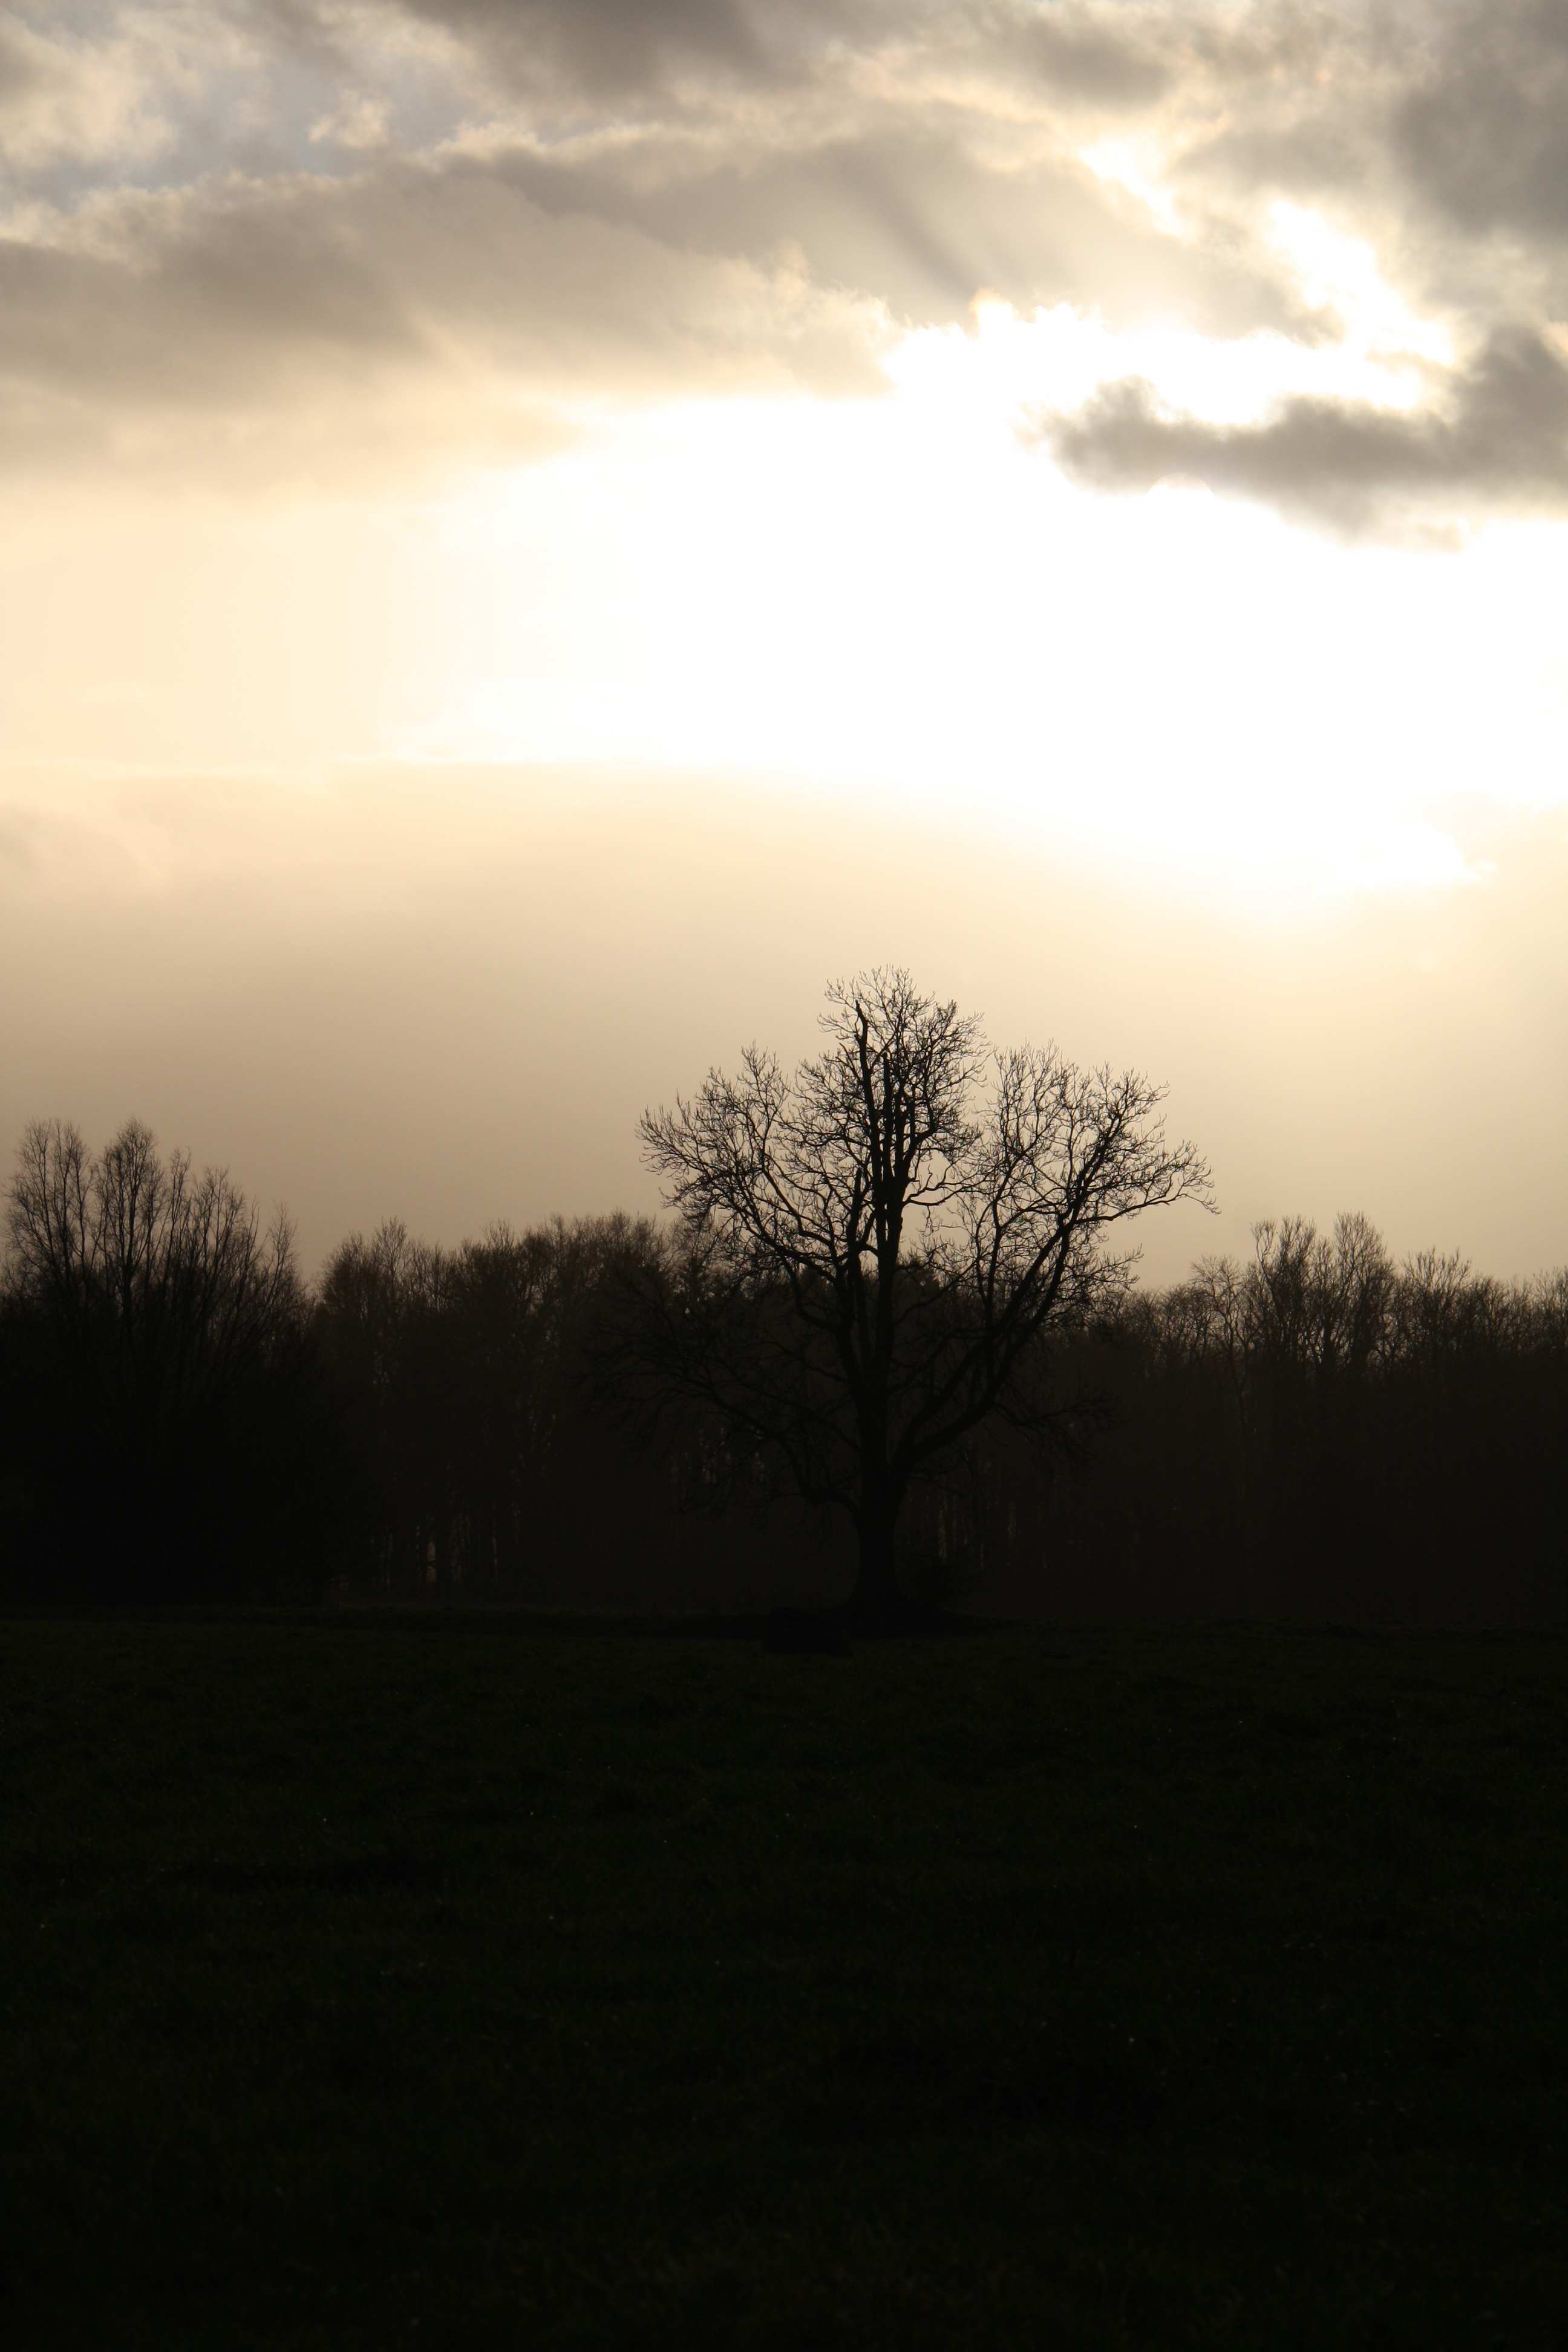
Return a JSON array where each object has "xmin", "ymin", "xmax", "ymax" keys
[{"xmin": 3, "ymin": 0, "xmax": 1568, "ymax": 1270}]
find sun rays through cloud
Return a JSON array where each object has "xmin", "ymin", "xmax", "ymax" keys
[{"xmin": 3, "ymin": 0, "xmax": 1567, "ymax": 1270}]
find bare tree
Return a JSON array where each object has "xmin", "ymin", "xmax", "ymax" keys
[
  {"xmin": 6, "ymin": 1118, "xmax": 299, "ymax": 1394},
  {"xmin": 636, "ymin": 969, "xmax": 1212, "ymax": 1620},
  {"xmin": 2, "ymin": 1119, "xmax": 305, "ymax": 1593}
]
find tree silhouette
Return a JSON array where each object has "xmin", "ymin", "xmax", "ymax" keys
[
  {"xmin": 1, "ymin": 1118, "xmax": 313, "ymax": 1596},
  {"xmin": 316, "ymin": 1213, "xmax": 668, "ymax": 1599},
  {"xmin": 636, "ymin": 969, "xmax": 1211, "ymax": 1621}
]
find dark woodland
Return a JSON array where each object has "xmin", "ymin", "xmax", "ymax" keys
[
  {"xmin": 4, "ymin": 979, "xmax": 1566, "ymax": 2345},
  {"xmin": 1, "ymin": 1066, "xmax": 1563, "ymax": 1622}
]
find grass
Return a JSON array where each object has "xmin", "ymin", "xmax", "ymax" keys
[{"xmin": 1, "ymin": 1611, "xmax": 1565, "ymax": 2348}]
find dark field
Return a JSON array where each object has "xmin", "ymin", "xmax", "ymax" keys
[{"xmin": 2, "ymin": 1616, "xmax": 1565, "ymax": 2348}]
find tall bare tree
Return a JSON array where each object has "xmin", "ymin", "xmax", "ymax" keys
[{"xmin": 637, "ymin": 969, "xmax": 1212, "ymax": 1619}]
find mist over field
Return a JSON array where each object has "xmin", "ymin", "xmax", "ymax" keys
[{"xmin": 3, "ymin": 770, "xmax": 1566, "ymax": 1293}]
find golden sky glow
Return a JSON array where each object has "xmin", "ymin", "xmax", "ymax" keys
[{"xmin": 3, "ymin": 1, "xmax": 1566, "ymax": 1276}]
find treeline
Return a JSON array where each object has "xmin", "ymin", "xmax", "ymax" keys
[
  {"xmin": 0, "ymin": 1121, "xmax": 825, "ymax": 1611},
  {"xmin": 964, "ymin": 1216, "xmax": 1568, "ymax": 1625},
  {"xmin": 314, "ymin": 1215, "xmax": 819, "ymax": 1611},
  {"xmin": 1, "ymin": 1122, "xmax": 1563, "ymax": 1621},
  {"xmin": 0, "ymin": 1122, "xmax": 332, "ymax": 1602}
]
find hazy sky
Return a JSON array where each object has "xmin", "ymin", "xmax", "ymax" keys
[{"xmin": 3, "ymin": 0, "xmax": 1566, "ymax": 1281}]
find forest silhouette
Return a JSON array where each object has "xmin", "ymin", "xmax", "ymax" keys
[{"xmin": 1, "ymin": 973, "xmax": 1563, "ymax": 1623}]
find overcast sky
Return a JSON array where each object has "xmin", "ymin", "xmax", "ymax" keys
[{"xmin": 3, "ymin": 0, "xmax": 1566, "ymax": 1278}]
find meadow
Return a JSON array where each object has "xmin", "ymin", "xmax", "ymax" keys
[{"xmin": 2, "ymin": 1613, "xmax": 1564, "ymax": 2348}]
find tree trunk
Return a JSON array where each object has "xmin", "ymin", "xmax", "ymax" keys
[{"xmin": 849, "ymin": 1483, "xmax": 904, "ymax": 1628}]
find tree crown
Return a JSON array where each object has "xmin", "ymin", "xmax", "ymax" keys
[{"xmin": 636, "ymin": 970, "xmax": 1212, "ymax": 1534}]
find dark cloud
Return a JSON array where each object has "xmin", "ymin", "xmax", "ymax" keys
[
  {"xmin": 0, "ymin": 27, "xmax": 44, "ymax": 101},
  {"xmin": 0, "ymin": 5, "xmax": 1314, "ymax": 459},
  {"xmin": 491, "ymin": 125, "xmax": 1312, "ymax": 336},
  {"xmin": 1041, "ymin": 325, "xmax": 1568, "ymax": 531},
  {"xmin": 1394, "ymin": 0, "xmax": 1568, "ymax": 238},
  {"xmin": 264, "ymin": 0, "xmax": 1181, "ymax": 114},
  {"xmin": 1172, "ymin": 0, "xmax": 1568, "ymax": 293},
  {"xmin": 0, "ymin": 128, "xmax": 1307, "ymax": 457},
  {"xmin": 395, "ymin": 0, "xmax": 770, "ymax": 97},
  {"xmin": 7, "ymin": 0, "xmax": 1568, "ymax": 533},
  {"xmin": 0, "ymin": 207, "xmax": 420, "ymax": 416},
  {"xmin": 1016, "ymin": 15, "xmax": 1169, "ymax": 104},
  {"xmin": 0, "ymin": 153, "xmax": 887, "ymax": 471}
]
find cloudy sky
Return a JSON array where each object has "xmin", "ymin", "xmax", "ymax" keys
[{"xmin": 2, "ymin": 0, "xmax": 1566, "ymax": 1278}]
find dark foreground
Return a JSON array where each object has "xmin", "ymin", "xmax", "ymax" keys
[{"xmin": 2, "ymin": 1615, "xmax": 1564, "ymax": 2349}]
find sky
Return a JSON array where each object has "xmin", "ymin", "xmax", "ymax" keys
[{"xmin": 2, "ymin": 0, "xmax": 1566, "ymax": 1283}]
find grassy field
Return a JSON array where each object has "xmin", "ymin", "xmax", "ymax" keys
[{"xmin": 1, "ymin": 1612, "xmax": 1564, "ymax": 2349}]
